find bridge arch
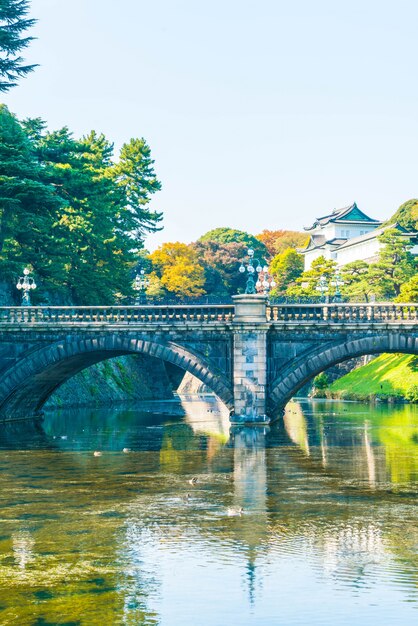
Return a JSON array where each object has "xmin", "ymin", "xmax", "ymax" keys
[
  {"xmin": 268, "ymin": 332, "xmax": 418, "ymax": 415},
  {"xmin": 0, "ymin": 335, "xmax": 234, "ymax": 420}
]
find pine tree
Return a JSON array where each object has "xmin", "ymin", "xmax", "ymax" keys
[
  {"xmin": 1, "ymin": 107, "xmax": 163, "ymax": 304},
  {"xmin": 0, "ymin": 0, "xmax": 37, "ymax": 91},
  {"xmin": 0, "ymin": 105, "xmax": 63, "ymax": 300},
  {"xmin": 286, "ymin": 256, "xmax": 337, "ymax": 299},
  {"xmin": 368, "ymin": 229, "xmax": 416, "ymax": 298},
  {"xmin": 111, "ymin": 138, "xmax": 163, "ymax": 238}
]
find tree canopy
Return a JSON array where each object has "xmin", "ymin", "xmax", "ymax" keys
[
  {"xmin": 192, "ymin": 239, "xmax": 253, "ymax": 295},
  {"xmin": 396, "ymin": 275, "xmax": 418, "ymax": 302},
  {"xmin": 198, "ymin": 227, "xmax": 267, "ymax": 257},
  {"xmin": 256, "ymin": 229, "xmax": 307, "ymax": 257},
  {"xmin": 149, "ymin": 242, "xmax": 205, "ymax": 298},
  {"xmin": 0, "ymin": 0, "xmax": 37, "ymax": 91},
  {"xmin": 286, "ymin": 255, "xmax": 337, "ymax": 299},
  {"xmin": 384, "ymin": 199, "xmax": 418, "ymax": 232},
  {"xmin": 0, "ymin": 105, "xmax": 162, "ymax": 304},
  {"xmin": 368, "ymin": 228, "xmax": 416, "ymax": 298},
  {"xmin": 269, "ymin": 248, "xmax": 304, "ymax": 295}
]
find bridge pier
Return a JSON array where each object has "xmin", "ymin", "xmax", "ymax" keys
[{"xmin": 232, "ymin": 295, "xmax": 269, "ymax": 423}]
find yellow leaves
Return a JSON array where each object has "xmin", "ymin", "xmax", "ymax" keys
[
  {"xmin": 58, "ymin": 212, "xmax": 91, "ymax": 232},
  {"xmin": 150, "ymin": 242, "xmax": 206, "ymax": 297}
]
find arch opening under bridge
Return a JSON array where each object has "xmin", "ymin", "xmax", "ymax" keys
[
  {"xmin": 268, "ymin": 332, "xmax": 418, "ymax": 415},
  {"xmin": 0, "ymin": 335, "xmax": 234, "ymax": 420}
]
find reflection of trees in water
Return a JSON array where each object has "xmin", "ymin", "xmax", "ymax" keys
[
  {"xmin": 278, "ymin": 400, "xmax": 418, "ymax": 598},
  {"xmin": 283, "ymin": 400, "xmax": 418, "ymax": 487},
  {"xmin": 1, "ymin": 399, "xmax": 417, "ymax": 621}
]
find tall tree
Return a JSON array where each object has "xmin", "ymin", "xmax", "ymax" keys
[
  {"xmin": 192, "ymin": 239, "xmax": 254, "ymax": 295},
  {"xmin": 0, "ymin": 105, "xmax": 63, "ymax": 300},
  {"xmin": 111, "ymin": 138, "xmax": 163, "ymax": 239},
  {"xmin": 0, "ymin": 0, "xmax": 37, "ymax": 91},
  {"xmin": 1, "ymin": 107, "xmax": 163, "ymax": 304},
  {"xmin": 198, "ymin": 227, "xmax": 267, "ymax": 259}
]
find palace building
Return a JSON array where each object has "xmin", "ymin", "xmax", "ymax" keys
[{"xmin": 299, "ymin": 202, "xmax": 417, "ymax": 270}]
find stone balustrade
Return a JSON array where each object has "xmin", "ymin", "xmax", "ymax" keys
[
  {"xmin": 0, "ymin": 305, "xmax": 235, "ymax": 325},
  {"xmin": 267, "ymin": 303, "xmax": 418, "ymax": 323},
  {"xmin": 0, "ymin": 302, "xmax": 417, "ymax": 326}
]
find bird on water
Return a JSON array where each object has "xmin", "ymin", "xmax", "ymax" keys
[{"xmin": 227, "ymin": 507, "xmax": 244, "ymax": 517}]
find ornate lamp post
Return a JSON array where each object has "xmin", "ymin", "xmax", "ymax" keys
[
  {"xmin": 16, "ymin": 268, "xmax": 37, "ymax": 306},
  {"xmin": 133, "ymin": 268, "xmax": 150, "ymax": 304},
  {"xmin": 316, "ymin": 275, "xmax": 328, "ymax": 302},
  {"xmin": 239, "ymin": 249, "xmax": 265, "ymax": 294},
  {"xmin": 316, "ymin": 271, "xmax": 344, "ymax": 303},
  {"xmin": 255, "ymin": 268, "xmax": 277, "ymax": 295},
  {"xmin": 330, "ymin": 270, "xmax": 344, "ymax": 303}
]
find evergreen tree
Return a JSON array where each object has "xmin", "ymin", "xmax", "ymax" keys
[
  {"xmin": 396, "ymin": 275, "xmax": 418, "ymax": 302},
  {"xmin": 198, "ymin": 227, "xmax": 268, "ymax": 260},
  {"xmin": 341, "ymin": 260, "xmax": 374, "ymax": 302},
  {"xmin": 0, "ymin": 0, "xmax": 37, "ymax": 91},
  {"xmin": 0, "ymin": 107, "xmax": 163, "ymax": 304},
  {"xmin": 369, "ymin": 229, "xmax": 416, "ymax": 298},
  {"xmin": 0, "ymin": 105, "xmax": 63, "ymax": 300},
  {"xmin": 286, "ymin": 255, "xmax": 337, "ymax": 299},
  {"xmin": 384, "ymin": 198, "xmax": 418, "ymax": 231},
  {"xmin": 111, "ymin": 138, "xmax": 163, "ymax": 238}
]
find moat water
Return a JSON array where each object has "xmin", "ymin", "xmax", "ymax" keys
[{"xmin": 0, "ymin": 397, "xmax": 417, "ymax": 625}]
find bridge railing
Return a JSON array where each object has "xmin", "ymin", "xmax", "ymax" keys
[
  {"xmin": 0, "ymin": 305, "xmax": 235, "ymax": 324},
  {"xmin": 1, "ymin": 303, "xmax": 418, "ymax": 325},
  {"xmin": 267, "ymin": 303, "xmax": 418, "ymax": 323}
]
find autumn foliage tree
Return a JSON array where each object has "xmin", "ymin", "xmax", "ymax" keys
[
  {"xmin": 256, "ymin": 229, "xmax": 307, "ymax": 257},
  {"xmin": 149, "ymin": 242, "xmax": 206, "ymax": 298},
  {"xmin": 193, "ymin": 239, "xmax": 257, "ymax": 295}
]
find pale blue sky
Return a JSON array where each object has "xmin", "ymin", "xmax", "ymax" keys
[{"xmin": 4, "ymin": 0, "xmax": 418, "ymax": 249}]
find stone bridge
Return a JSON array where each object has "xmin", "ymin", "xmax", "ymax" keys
[{"xmin": 1, "ymin": 295, "xmax": 418, "ymax": 423}]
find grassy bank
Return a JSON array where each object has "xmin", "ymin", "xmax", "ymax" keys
[{"xmin": 326, "ymin": 353, "xmax": 418, "ymax": 401}]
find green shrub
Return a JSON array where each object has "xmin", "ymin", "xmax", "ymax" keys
[
  {"xmin": 406, "ymin": 384, "xmax": 418, "ymax": 403},
  {"xmin": 313, "ymin": 372, "xmax": 329, "ymax": 390}
]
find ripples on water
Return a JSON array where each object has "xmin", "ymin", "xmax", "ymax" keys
[{"xmin": 0, "ymin": 397, "xmax": 417, "ymax": 625}]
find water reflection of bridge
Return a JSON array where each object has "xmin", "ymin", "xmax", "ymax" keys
[{"xmin": 1, "ymin": 399, "xmax": 417, "ymax": 622}]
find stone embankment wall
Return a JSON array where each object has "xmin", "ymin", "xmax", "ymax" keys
[{"xmin": 45, "ymin": 354, "xmax": 174, "ymax": 409}]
